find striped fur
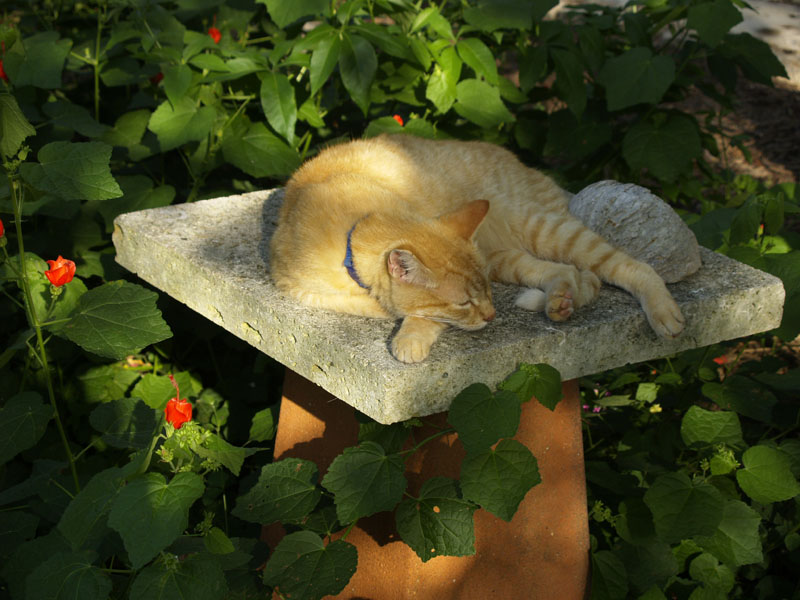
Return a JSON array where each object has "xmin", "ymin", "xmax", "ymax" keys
[{"xmin": 270, "ymin": 134, "xmax": 684, "ymax": 363}]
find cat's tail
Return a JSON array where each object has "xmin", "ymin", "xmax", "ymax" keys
[{"xmin": 514, "ymin": 288, "xmax": 546, "ymax": 312}]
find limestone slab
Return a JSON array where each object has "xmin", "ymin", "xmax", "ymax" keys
[{"xmin": 113, "ymin": 189, "xmax": 786, "ymax": 424}]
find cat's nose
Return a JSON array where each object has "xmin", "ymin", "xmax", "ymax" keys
[{"xmin": 484, "ymin": 308, "xmax": 495, "ymax": 322}]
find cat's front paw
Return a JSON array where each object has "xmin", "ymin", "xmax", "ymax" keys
[{"xmin": 391, "ymin": 335, "xmax": 432, "ymax": 363}]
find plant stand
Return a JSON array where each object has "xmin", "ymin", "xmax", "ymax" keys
[
  {"xmin": 263, "ymin": 370, "xmax": 589, "ymax": 599},
  {"xmin": 112, "ymin": 188, "xmax": 784, "ymax": 599}
]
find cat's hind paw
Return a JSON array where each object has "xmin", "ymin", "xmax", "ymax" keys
[
  {"xmin": 546, "ymin": 282, "xmax": 575, "ymax": 322},
  {"xmin": 646, "ymin": 298, "xmax": 685, "ymax": 339}
]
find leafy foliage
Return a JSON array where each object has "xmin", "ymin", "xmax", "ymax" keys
[{"xmin": 0, "ymin": 0, "xmax": 798, "ymax": 599}]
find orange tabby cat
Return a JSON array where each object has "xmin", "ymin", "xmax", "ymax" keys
[{"xmin": 270, "ymin": 134, "xmax": 685, "ymax": 363}]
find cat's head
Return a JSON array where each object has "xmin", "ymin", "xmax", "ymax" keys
[{"xmin": 381, "ymin": 200, "xmax": 495, "ymax": 330}]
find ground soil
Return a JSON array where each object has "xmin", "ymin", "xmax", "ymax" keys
[{"xmin": 701, "ymin": 77, "xmax": 800, "ymax": 184}]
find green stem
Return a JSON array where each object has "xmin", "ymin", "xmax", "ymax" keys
[
  {"xmin": 10, "ymin": 178, "xmax": 80, "ymax": 494},
  {"xmin": 136, "ymin": 419, "xmax": 165, "ymax": 476},
  {"xmin": 101, "ymin": 568, "xmax": 135, "ymax": 574},
  {"xmin": 94, "ymin": 4, "xmax": 105, "ymax": 121},
  {"xmin": 399, "ymin": 428, "xmax": 456, "ymax": 458},
  {"xmin": 339, "ymin": 520, "xmax": 358, "ymax": 541},
  {"xmin": 38, "ymin": 317, "xmax": 71, "ymax": 328}
]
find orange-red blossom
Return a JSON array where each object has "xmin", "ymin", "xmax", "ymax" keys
[{"xmin": 44, "ymin": 256, "xmax": 76, "ymax": 287}]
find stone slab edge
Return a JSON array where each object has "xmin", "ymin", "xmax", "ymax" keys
[{"xmin": 113, "ymin": 190, "xmax": 786, "ymax": 424}]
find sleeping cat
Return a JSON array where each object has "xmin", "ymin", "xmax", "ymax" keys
[{"xmin": 270, "ymin": 134, "xmax": 684, "ymax": 363}]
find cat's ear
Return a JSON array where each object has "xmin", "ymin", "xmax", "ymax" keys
[
  {"xmin": 387, "ymin": 249, "xmax": 433, "ymax": 286},
  {"xmin": 438, "ymin": 199, "xmax": 490, "ymax": 240}
]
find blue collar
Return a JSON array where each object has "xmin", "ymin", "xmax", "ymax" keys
[{"xmin": 344, "ymin": 223, "xmax": 370, "ymax": 290}]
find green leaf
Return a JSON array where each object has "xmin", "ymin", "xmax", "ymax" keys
[
  {"xmin": 24, "ymin": 551, "xmax": 111, "ymax": 600},
  {"xmin": 263, "ymin": 531, "xmax": 356, "ymax": 599},
  {"xmin": 552, "ymin": 48, "xmax": 586, "ymax": 118},
  {"xmin": 618, "ymin": 540, "xmax": 678, "ymax": 594},
  {"xmin": 89, "ymin": 398, "xmax": 157, "ymax": 449},
  {"xmin": 695, "ymin": 499, "xmax": 762, "ymax": 567},
  {"xmin": 519, "ymin": 45, "xmax": 548, "ymax": 93},
  {"xmin": 736, "ymin": 445, "xmax": 800, "ymax": 504},
  {"xmin": 58, "ymin": 467, "xmax": 126, "ymax": 551},
  {"xmin": 763, "ymin": 192, "xmax": 785, "ymax": 234},
  {"xmin": 463, "ymin": 0, "xmax": 540, "ymax": 31},
  {"xmin": 59, "ymin": 281, "xmax": 172, "ymax": 359},
  {"xmin": 221, "ymin": 119, "xmax": 301, "ymax": 178},
  {"xmin": 108, "ymin": 472, "xmax": 204, "ymax": 569},
  {"xmin": 322, "ymin": 441, "xmax": 407, "ymax": 524},
  {"xmin": 426, "ymin": 64, "xmax": 457, "ymax": 114},
  {"xmin": 77, "ymin": 363, "xmax": 140, "ymax": 404},
  {"xmin": 260, "ymin": 72, "xmax": 297, "ymax": 143},
  {"xmin": 454, "ymin": 78, "xmax": 515, "ymax": 129},
  {"xmin": 129, "ymin": 554, "xmax": 227, "ymax": 600},
  {"xmin": 687, "ymin": 0, "xmax": 743, "ymax": 47},
  {"xmin": 19, "ymin": 141, "xmax": 122, "ymax": 201},
  {"xmin": 721, "ymin": 33, "xmax": 788, "ymax": 84},
  {"xmin": 204, "ymin": 527, "xmax": 235, "ymax": 555},
  {"xmin": 544, "ymin": 109, "xmax": 612, "ymax": 161},
  {"xmin": 163, "ymin": 64, "xmax": 193, "ymax": 108},
  {"xmin": 232, "ymin": 458, "xmax": 321, "ymax": 524},
  {"xmin": 643, "ymin": 472, "xmax": 724, "ymax": 544},
  {"xmin": 590, "ymin": 550, "xmax": 628, "ymax": 600},
  {"xmin": 248, "ymin": 407, "xmax": 276, "ymax": 443},
  {"xmin": 680, "ymin": 406, "xmax": 743, "ymax": 447},
  {"xmin": 354, "ymin": 23, "xmax": 416, "ymax": 63},
  {"xmin": 689, "ymin": 553, "xmax": 735, "ymax": 594},
  {"xmin": 189, "ymin": 54, "xmax": 229, "ymax": 72},
  {"xmin": 730, "ymin": 198, "xmax": 761, "ymax": 244},
  {"xmin": 0, "ymin": 93, "xmax": 36, "ymax": 158},
  {"xmin": 310, "ymin": 33, "xmax": 341, "ymax": 96},
  {"xmin": 701, "ymin": 378, "xmax": 776, "ymax": 423},
  {"xmin": 614, "ymin": 498, "xmax": 655, "ymax": 545},
  {"xmin": 499, "ymin": 362, "xmax": 563, "ymax": 409},
  {"xmin": 194, "ymin": 433, "xmax": 247, "ymax": 476},
  {"xmin": 357, "ymin": 421, "xmax": 409, "ymax": 454},
  {"xmin": 396, "ymin": 477, "xmax": 476, "ymax": 562},
  {"xmin": 101, "ymin": 109, "xmax": 153, "ymax": 159},
  {"xmin": 3, "ymin": 31, "xmax": 72, "ymax": 89},
  {"xmin": 456, "ymin": 38, "xmax": 498, "ymax": 84},
  {"xmin": 147, "ymin": 97, "xmax": 216, "ymax": 152},
  {"xmin": 622, "ymin": 114, "xmax": 702, "ymax": 182},
  {"xmin": 262, "ymin": 0, "xmax": 329, "ymax": 28},
  {"xmin": 410, "ymin": 7, "xmax": 453, "ymax": 39},
  {"xmin": 459, "ymin": 439, "xmax": 541, "ymax": 521},
  {"xmin": 339, "ymin": 33, "xmax": 377, "ymax": 114},
  {"xmin": 0, "ymin": 509, "xmax": 38, "ymax": 556},
  {"xmin": 447, "ymin": 384, "xmax": 520, "ymax": 454},
  {"xmin": 0, "ymin": 392, "xmax": 53, "ymax": 467},
  {"xmin": 95, "ymin": 176, "xmax": 175, "ymax": 233},
  {"xmin": 598, "ymin": 47, "xmax": 675, "ymax": 111},
  {"xmin": 42, "ymin": 100, "xmax": 109, "ymax": 138}
]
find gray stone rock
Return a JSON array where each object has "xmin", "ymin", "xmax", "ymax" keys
[
  {"xmin": 113, "ymin": 189, "xmax": 784, "ymax": 424},
  {"xmin": 568, "ymin": 180, "xmax": 702, "ymax": 283}
]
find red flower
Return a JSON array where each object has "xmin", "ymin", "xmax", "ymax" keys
[
  {"xmin": 150, "ymin": 72, "xmax": 164, "ymax": 85},
  {"xmin": 165, "ymin": 374, "xmax": 192, "ymax": 429},
  {"xmin": 712, "ymin": 355, "xmax": 729, "ymax": 366},
  {"xmin": 392, "ymin": 114, "xmax": 404, "ymax": 126},
  {"xmin": 44, "ymin": 256, "xmax": 76, "ymax": 287},
  {"xmin": 0, "ymin": 218, "xmax": 4, "ymax": 238},
  {"xmin": 0, "ymin": 60, "xmax": 8, "ymax": 83},
  {"xmin": 208, "ymin": 26, "xmax": 221, "ymax": 44}
]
